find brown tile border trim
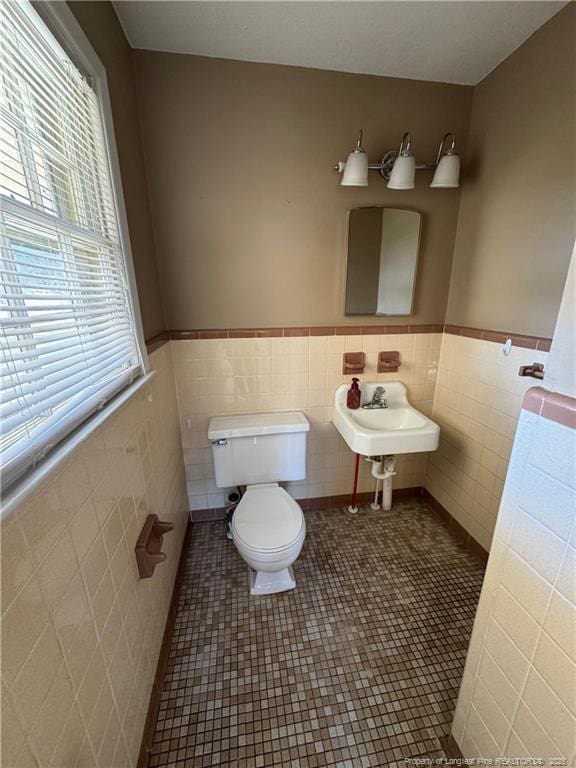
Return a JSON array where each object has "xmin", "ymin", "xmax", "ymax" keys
[
  {"xmin": 523, "ymin": 386, "xmax": 576, "ymax": 429},
  {"xmin": 145, "ymin": 332, "xmax": 170, "ymax": 354},
  {"xmin": 444, "ymin": 324, "xmax": 551, "ymax": 351},
  {"xmin": 137, "ymin": 522, "xmax": 193, "ymax": 768},
  {"xmin": 443, "ymin": 734, "xmax": 464, "ymax": 759},
  {"xmin": 168, "ymin": 324, "xmax": 444, "ymax": 339},
  {"xmin": 146, "ymin": 324, "xmax": 551, "ymax": 350}
]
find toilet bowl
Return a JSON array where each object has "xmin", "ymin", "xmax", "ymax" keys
[
  {"xmin": 231, "ymin": 483, "xmax": 306, "ymax": 595},
  {"xmin": 208, "ymin": 410, "xmax": 310, "ymax": 595}
]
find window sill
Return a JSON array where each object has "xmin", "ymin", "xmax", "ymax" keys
[{"xmin": 1, "ymin": 371, "xmax": 156, "ymax": 519}]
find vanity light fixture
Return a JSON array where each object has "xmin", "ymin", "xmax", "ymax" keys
[{"xmin": 335, "ymin": 130, "xmax": 461, "ymax": 189}]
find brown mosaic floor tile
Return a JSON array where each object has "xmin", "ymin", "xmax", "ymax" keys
[{"xmin": 148, "ymin": 498, "xmax": 484, "ymax": 767}]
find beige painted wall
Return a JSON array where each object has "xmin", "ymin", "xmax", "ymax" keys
[
  {"xmin": 67, "ymin": 2, "xmax": 574, "ymax": 340},
  {"xmin": 134, "ymin": 52, "xmax": 472, "ymax": 329},
  {"xmin": 446, "ymin": 3, "xmax": 576, "ymax": 338},
  {"xmin": 68, "ymin": 2, "xmax": 165, "ymax": 340},
  {"xmin": 422, "ymin": 7, "xmax": 575, "ymax": 554},
  {"xmin": 546, "ymin": 246, "xmax": 576, "ymax": 398}
]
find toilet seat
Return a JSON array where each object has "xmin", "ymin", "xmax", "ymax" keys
[{"xmin": 232, "ymin": 484, "xmax": 304, "ymax": 553}]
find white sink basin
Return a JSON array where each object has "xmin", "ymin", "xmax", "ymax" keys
[{"xmin": 332, "ymin": 382, "xmax": 440, "ymax": 456}]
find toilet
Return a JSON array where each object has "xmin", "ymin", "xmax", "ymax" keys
[{"xmin": 208, "ymin": 412, "xmax": 310, "ymax": 595}]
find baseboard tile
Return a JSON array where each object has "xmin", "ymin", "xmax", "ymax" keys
[
  {"xmin": 189, "ymin": 487, "xmax": 423, "ymax": 522},
  {"xmin": 189, "ymin": 506, "xmax": 227, "ymax": 522},
  {"xmin": 421, "ymin": 488, "xmax": 489, "ymax": 564},
  {"xmin": 443, "ymin": 733, "xmax": 464, "ymax": 759},
  {"xmin": 189, "ymin": 487, "xmax": 488, "ymax": 563},
  {"xmin": 298, "ymin": 487, "xmax": 421, "ymax": 511}
]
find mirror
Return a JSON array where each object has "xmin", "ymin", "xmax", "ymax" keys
[{"xmin": 345, "ymin": 207, "xmax": 422, "ymax": 316}]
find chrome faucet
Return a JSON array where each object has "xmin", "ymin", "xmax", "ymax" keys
[{"xmin": 362, "ymin": 386, "xmax": 387, "ymax": 409}]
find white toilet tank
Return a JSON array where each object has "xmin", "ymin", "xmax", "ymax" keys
[{"xmin": 208, "ymin": 412, "xmax": 310, "ymax": 487}]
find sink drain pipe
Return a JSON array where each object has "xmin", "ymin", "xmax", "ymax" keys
[{"xmin": 366, "ymin": 455, "xmax": 397, "ymax": 511}]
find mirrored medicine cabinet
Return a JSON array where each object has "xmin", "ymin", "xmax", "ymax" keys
[{"xmin": 345, "ymin": 207, "xmax": 422, "ymax": 316}]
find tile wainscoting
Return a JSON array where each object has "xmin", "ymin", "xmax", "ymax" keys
[
  {"xmin": 0, "ymin": 325, "xmax": 555, "ymax": 766},
  {"xmin": 166, "ymin": 325, "xmax": 551, "ymax": 554},
  {"xmin": 425, "ymin": 333, "xmax": 549, "ymax": 551},
  {"xmin": 450, "ymin": 389, "xmax": 576, "ymax": 760},
  {"xmin": 171, "ymin": 332, "xmax": 442, "ymax": 513},
  {"xmin": 1, "ymin": 344, "xmax": 188, "ymax": 768}
]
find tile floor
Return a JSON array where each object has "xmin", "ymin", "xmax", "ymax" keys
[{"xmin": 148, "ymin": 498, "xmax": 485, "ymax": 767}]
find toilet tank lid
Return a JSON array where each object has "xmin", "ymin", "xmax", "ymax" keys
[{"xmin": 208, "ymin": 411, "xmax": 310, "ymax": 440}]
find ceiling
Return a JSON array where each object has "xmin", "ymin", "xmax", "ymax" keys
[{"xmin": 113, "ymin": 1, "xmax": 566, "ymax": 86}]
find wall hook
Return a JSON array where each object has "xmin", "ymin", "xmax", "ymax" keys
[{"xmin": 518, "ymin": 362, "xmax": 545, "ymax": 380}]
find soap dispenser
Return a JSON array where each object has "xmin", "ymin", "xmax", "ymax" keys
[{"xmin": 347, "ymin": 378, "xmax": 361, "ymax": 409}]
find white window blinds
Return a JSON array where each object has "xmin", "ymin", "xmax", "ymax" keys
[{"xmin": 1, "ymin": 0, "xmax": 144, "ymax": 490}]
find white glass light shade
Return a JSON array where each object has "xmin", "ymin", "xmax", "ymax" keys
[
  {"xmin": 341, "ymin": 151, "xmax": 368, "ymax": 186},
  {"xmin": 431, "ymin": 153, "xmax": 460, "ymax": 188},
  {"xmin": 387, "ymin": 154, "xmax": 416, "ymax": 190}
]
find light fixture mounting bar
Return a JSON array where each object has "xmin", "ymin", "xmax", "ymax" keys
[
  {"xmin": 335, "ymin": 130, "xmax": 460, "ymax": 188},
  {"xmin": 368, "ymin": 155, "xmax": 438, "ymax": 181}
]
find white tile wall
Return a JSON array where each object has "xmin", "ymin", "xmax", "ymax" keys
[
  {"xmin": 172, "ymin": 334, "xmax": 441, "ymax": 510},
  {"xmin": 452, "ymin": 407, "xmax": 576, "ymax": 761},
  {"xmin": 425, "ymin": 333, "xmax": 549, "ymax": 550}
]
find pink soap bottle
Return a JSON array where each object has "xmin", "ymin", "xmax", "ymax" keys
[{"xmin": 347, "ymin": 378, "xmax": 361, "ymax": 409}]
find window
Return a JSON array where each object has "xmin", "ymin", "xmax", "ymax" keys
[{"xmin": 1, "ymin": 0, "xmax": 146, "ymax": 492}]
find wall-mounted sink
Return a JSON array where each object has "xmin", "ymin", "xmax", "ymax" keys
[{"xmin": 332, "ymin": 382, "xmax": 440, "ymax": 456}]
